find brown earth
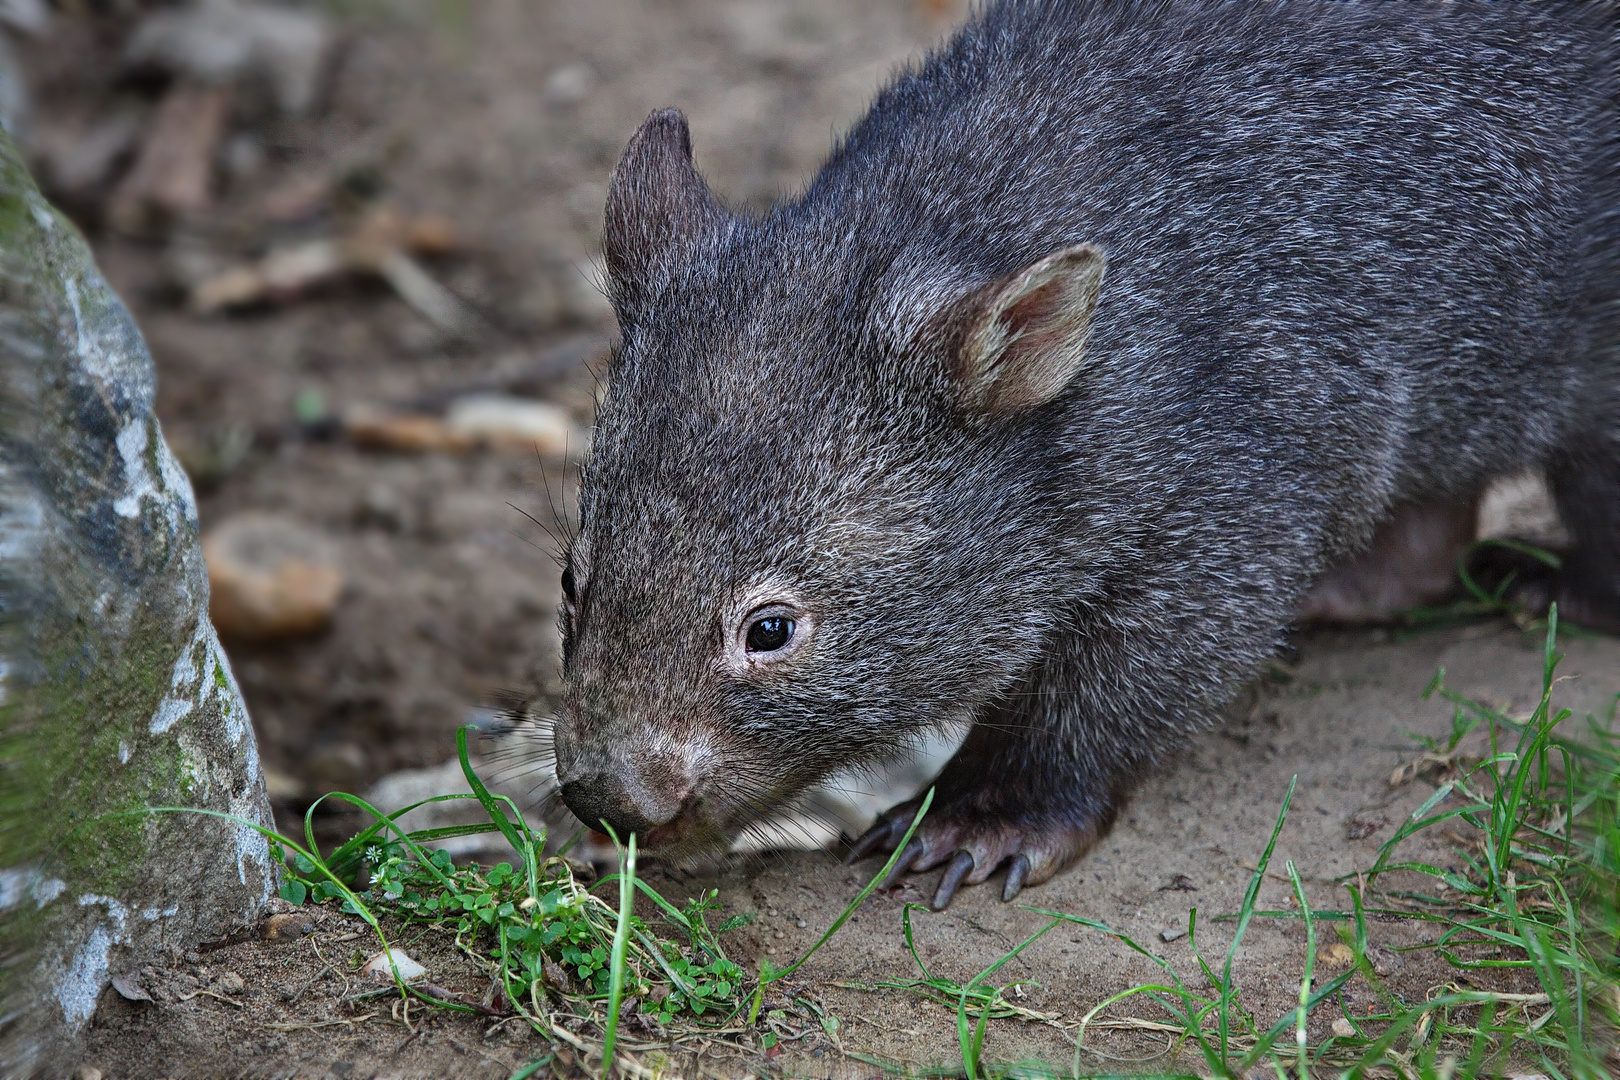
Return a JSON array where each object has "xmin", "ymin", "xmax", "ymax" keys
[
  {"xmin": 16, "ymin": 1, "xmax": 1618, "ymax": 1077},
  {"xmin": 72, "ymin": 623, "xmax": 1620, "ymax": 1078}
]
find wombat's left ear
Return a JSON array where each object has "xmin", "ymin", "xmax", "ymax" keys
[
  {"xmin": 604, "ymin": 108, "xmax": 731, "ymax": 318},
  {"xmin": 949, "ymin": 244, "xmax": 1106, "ymax": 416}
]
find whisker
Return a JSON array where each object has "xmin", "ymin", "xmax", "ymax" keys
[
  {"xmin": 535, "ymin": 446, "xmax": 577, "ymax": 550},
  {"xmin": 505, "ymin": 501, "xmax": 566, "ymax": 565}
]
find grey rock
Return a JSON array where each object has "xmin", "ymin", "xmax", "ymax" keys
[{"xmin": 0, "ymin": 129, "xmax": 274, "ymax": 1070}]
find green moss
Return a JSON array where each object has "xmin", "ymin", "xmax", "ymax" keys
[
  {"xmin": 8, "ymin": 528, "xmax": 232, "ymax": 894},
  {"xmin": 0, "ymin": 141, "xmax": 39, "ymax": 246},
  {"xmin": 177, "ymin": 749, "xmax": 202, "ymax": 799},
  {"xmin": 18, "ymin": 603, "xmax": 182, "ymax": 891},
  {"xmin": 144, "ymin": 421, "xmax": 164, "ymax": 476}
]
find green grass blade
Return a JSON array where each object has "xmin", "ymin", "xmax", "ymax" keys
[
  {"xmin": 600, "ymin": 829, "xmax": 636, "ymax": 1066},
  {"xmin": 594, "ymin": 873, "xmax": 693, "ymax": 936},
  {"xmin": 902, "ymin": 902, "xmax": 935, "ymax": 979},
  {"xmin": 954, "ymin": 916, "xmax": 1064, "ymax": 1079},
  {"xmin": 286, "ymin": 790, "xmax": 464, "ymax": 897},
  {"xmin": 1290, "ymin": 861, "xmax": 1314, "ymax": 1078},
  {"xmin": 507, "ymin": 1056, "xmax": 553, "ymax": 1080},
  {"xmin": 320, "ymin": 792, "xmax": 487, "ymax": 871},
  {"xmin": 1215, "ymin": 775, "xmax": 1296, "ymax": 1066},
  {"xmin": 764, "ymin": 787, "xmax": 936, "ymax": 986},
  {"xmin": 453, "ymin": 725, "xmax": 528, "ymax": 861}
]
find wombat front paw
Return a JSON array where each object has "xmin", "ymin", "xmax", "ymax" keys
[{"xmin": 845, "ymin": 800, "xmax": 1106, "ymax": 910}]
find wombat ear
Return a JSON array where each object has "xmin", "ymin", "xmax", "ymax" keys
[
  {"xmin": 603, "ymin": 108, "xmax": 729, "ymax": 316},
  {"xmin": 949, "ymin": 244, "xmax": 1107, "ymax": 416}
]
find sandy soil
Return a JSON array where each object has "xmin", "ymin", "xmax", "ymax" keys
[
  {"xmin": 73, "ymin": 622, "xmax": 1620, "ymax": 1078},
  {"xmin": 17, "ymin": 1, "xmax": 1618, "ymax": 1076}
]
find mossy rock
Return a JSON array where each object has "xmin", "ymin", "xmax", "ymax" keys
[{"xmin": 0, "ymin": 130, "xmax": 274, "ymax": 1071}]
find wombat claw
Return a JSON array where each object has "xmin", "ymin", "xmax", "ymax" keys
[
  {"xmin": 846, "ymin": 806, "xmax": 1089, "ymax": 909},
  {"xmin": 935, "ymin": 850, "xmax": 978, "ymax": 906},
  {"xmin": 842, "ymin": 812, "xmax": 913, "ymax": 866}
]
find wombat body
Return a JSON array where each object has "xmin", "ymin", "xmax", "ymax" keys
[{"xmin": 552, "ymin": 0, "xmax": 1619, "ymax": 907}]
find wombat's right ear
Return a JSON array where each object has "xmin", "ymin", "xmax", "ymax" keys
[
  {"xmin": 948, "ymin": 244, "xmax": 1107, "ymax": 417},
  {"xmin": 603, "ymin": 109, "xmax": 729, "ymax": 317}
]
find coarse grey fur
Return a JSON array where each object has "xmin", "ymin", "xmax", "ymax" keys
[{"xmin": 550, "ymin": 0, "xmax": 1619, "ymax": 906}]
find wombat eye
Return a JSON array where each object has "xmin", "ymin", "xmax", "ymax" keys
[
  {"xmin": 745, "ymin": 616, "xmax": 793, "ymax": 652},
  {"xmin": 561, "ymin": 566, "xmax": 577, "ymax": 605}
]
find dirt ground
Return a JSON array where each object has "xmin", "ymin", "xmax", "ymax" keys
[
  {"xmin": 14, "ymin": 1, "xmax": 1620, "ymax": 1077},
  {"xmin": 72, "ymin": 623, "xmax": 1620, "ymax": 1078}
]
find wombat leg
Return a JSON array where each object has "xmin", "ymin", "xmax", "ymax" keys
[
  {"xmin": 1293, "ymin": 500, "xmax": 1478, "ymax": 624},
  {"xmin": 846, "ymin": 720, "xmax": 1123, "ymax": 910},
  {"xmin": 1462, "ymin": 541, "xmax": 1563, "ymax": 615},
  {"xmin": 1541, "ymin": 433, "xmax": 1620, "ymax": 632},
  {"xmin": 1469, "ymin": 438, "xmax": 1620, "ymax": 633}
]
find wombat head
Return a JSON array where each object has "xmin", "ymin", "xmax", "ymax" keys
[{"xmin": 551, "ymin": 109, "xmax": 1107, "ymax": 853}]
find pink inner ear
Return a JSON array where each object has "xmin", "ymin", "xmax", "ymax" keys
[
  {"xmin": 948, "ymin": 242, "xmax": 1106, "ymax": 416},
  {"xmin": 998, "ymin": 277, "xmax": 1070, "ymax": 351}
]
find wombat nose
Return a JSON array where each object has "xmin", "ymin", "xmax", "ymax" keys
[{"xmin": 559, "ymin": 775, "xmax": 666, "ymax": 838}]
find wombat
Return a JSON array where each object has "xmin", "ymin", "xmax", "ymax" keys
[{"xmin": 550, "ymin": 0, "xmax": 1618, "ymax": 909}]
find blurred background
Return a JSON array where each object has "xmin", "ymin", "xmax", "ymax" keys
[{"xmin": 4, "ymin": 0, "xmax": 967, "ymax": 841}]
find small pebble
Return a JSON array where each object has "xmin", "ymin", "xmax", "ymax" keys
[
  {"xmin": 204, "ymin": 512, "xmax": 343, "ymax": 641},
  {"xmin": 444, "ymin": 394, "xmax": 580, "ymax": 456},
  {"xmin": 541, "ymin": 957, "xmax": 576, "ymax": 995},
  {"xmin": 543, "ymin": 63, "xmax": 595, "ymax": 105},
  {"xmin": 343, "ymin": 406, "xmax": 460, "ymax": 452},
  {"xmin": 216, "ymin": 971, "xmax": 246, "ymax": 994},
  {"xmin": 795, "ymin": 919, "xmax": 807, "ymax": 928},
  {"xmin": 361, "ymin": 948, "xmax": 427, "ymax": 984},
  {"xmin": 1159, "ymin": 927, "xmax": 1186, "ymax": 942},
  {"xmin": 1330, "ymin": 1017, "xmax": 1356, "ymax": 1038},
  {"xmin": 73, "ymin": 1067, "xmax": 102, "ymax": 1080},
  {"xmin": 772, "ymin": 929, "xmax": 784, "ymax": 939},
  {"xmin": 260, "ymin": 912, "xmax": 316, "ymax": 942},
  {"xmin": 766, "ymin": 907, "xmax": 778, "ymax": 917},
  {"xmin": 1319, "ymin": 943, "xmax": 1356, "ymax": 968}
]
